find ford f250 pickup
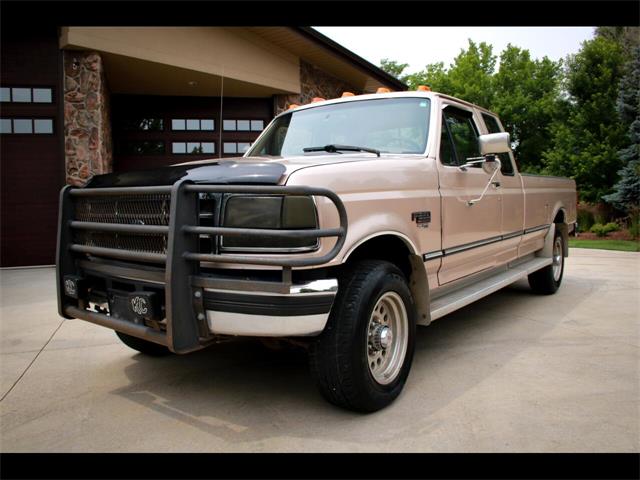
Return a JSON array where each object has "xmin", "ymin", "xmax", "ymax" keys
[{"xmin": 57, "ymin": 90, "xmax": 577, "ymax": 412}]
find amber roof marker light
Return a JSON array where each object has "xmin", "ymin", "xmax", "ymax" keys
[
  {"xmin": 376, "ymin": 87, "xmax": 391, "ymax": 94},
  {"xmin": 341, "ymin": 92, "xmax": 355, "ymax": 97},
  {"xmin": 311, "ymin": 97, "xmax": 326, "ymax": 103},
  {"xmin": 287, "ymin": 104, "xmax": 299, "ymax": 110},
  {"xmin": 417, "ymin": 85, "xmax": 431, "ymax": 91}
]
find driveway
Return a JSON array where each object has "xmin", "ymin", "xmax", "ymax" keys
[{"xmin": 1, "ymin": 248, "xmax": 638, "ymax": 452}]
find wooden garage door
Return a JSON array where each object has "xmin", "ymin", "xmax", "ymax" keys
[
  {"xmin": 112, "ymin": 95, "xmax": 273, "ymax": 172},
  {"xmin": 1, "ymin": 28, "xmax": 63, "ymax": 267}
]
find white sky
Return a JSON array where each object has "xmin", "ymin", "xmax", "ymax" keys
[{"xmin": 313, "ymin": 27, "xmax": 596, "ymax": 74}]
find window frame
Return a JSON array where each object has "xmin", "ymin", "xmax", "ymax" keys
[
  {"xmin": 171, "ymin": 141, "xmax": 216, "ymax": 155},
  {"xmin": 0, "ymin": 117, "xmax": 56, "ymax": 136},
  {"xmin": 480, "ymin": 112, "xmax": 516, "ymax": 176},
  {"xmin": 0, "ymin": 86, "xmax": 54, "ymax": 104},
  {"xmin": 171, "ymin": 118, "xmax": 216, "ymax": 132},
  {"xmin": 438, "ymin": 104, "xmax": 481, "ymax": 167}
]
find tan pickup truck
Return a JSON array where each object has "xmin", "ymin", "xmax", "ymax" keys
[{"xmin": 56, "ymin": 90, "xmax": 577, "ymax": 412}]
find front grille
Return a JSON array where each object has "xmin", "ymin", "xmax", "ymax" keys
[
  {"xmin": 74, "ymin": 193, "xmax": 171, "ymax": 255},
  {"xmin": 75, "ymin": 194, "xmax": 171, "ymax": 225}
]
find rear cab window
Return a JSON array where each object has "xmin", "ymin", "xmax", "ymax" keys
[{"xmin": 480, "ymin": 113, "xmax": 515, "ymax": 175}]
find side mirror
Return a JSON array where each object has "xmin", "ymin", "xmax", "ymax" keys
[{"xmin": 479, "ymin": 132, "xmax": 510, "ymax": 155}]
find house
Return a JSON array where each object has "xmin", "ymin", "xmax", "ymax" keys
[{"xmin": 0, "ymin": 26, "xmax": 405, "ymax": 267}]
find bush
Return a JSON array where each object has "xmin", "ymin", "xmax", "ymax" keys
[
  {"xmin": 630, "ymin": 216, "xmax": 640, "ymax": 239},
  {"xmin": 577, "ymin": 208, "xmax": 595, "ymax": 231},
  {"xmin": 590, "ymin": 222, "xmax": 620, "ymax": 237},
  {"xmin": 590, "ymin": 223, "xmax": 607, "ymax": 237}
]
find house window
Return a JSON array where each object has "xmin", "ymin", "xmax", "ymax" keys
[
  {"xmin": 224, "ymin": 119, "xmax": 265, "ymax": 132},
  {"xmin": 33, "ymin": 119, "xmax": 53, "ymax": 134},
  {"xmin": 0, "ymin": 87, "xmax": 53, "ymax": 103},
  {"xmin": 121, "ymin": 118, "xmax": 164, "ymax": 131},
  {"xmin": 224, "ymin": 142, "xmax": 252, "ymax": 154},
  {"xmin": 172, "ymin": 141, "xmax": 215, "ymax": 154},
  {"xmin": 172, "ymin": 119, "xmax": 215, "ymax": 131},
  {"xmin": 12, "ymin": 88, "xmax": 32, "ymax": 103},
  {"xmin": 0, "ymin": 118, "xmax": 55, "ymax": 135}
]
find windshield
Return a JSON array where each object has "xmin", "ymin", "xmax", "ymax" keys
[{"xmin": 246, "ymin": 97, "xmax": 431, "ymax": 157}]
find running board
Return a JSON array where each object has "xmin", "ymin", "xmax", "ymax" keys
[{"xmin": 429, "ymin": 256, "xmax": 552, "ymax": 321}]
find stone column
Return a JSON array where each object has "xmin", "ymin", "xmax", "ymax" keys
[
  {"xmin": 63, "ymin": 51, "xmax": 112, "ymax": 186},
  {"xmin": 273, "ymin": 60, "xmax": 363, "ymax": 115}
]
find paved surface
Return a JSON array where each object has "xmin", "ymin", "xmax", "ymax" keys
[{"xmin": 1, "ymin": 248, "xmax": 638, "ymax": 452}]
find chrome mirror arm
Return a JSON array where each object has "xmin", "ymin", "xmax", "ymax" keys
[{"xmin": 467, "ymin": 158, "xmax": 502, "ymax": 206}]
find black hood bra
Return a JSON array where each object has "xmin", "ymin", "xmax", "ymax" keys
[{"xmin": 85, "ymin": 159, "xmax": 287, "ymax": 188}]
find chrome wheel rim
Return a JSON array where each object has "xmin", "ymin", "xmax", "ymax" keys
[
  {"xmin": 366, "ymin": 291, "xmax": 408, "ymax": 385},
  {"xmin": 552, "ymin": 236, "xmax": 563, "ymax": 282}
]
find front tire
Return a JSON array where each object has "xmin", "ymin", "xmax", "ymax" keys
[
  {"xmin": 528, "ymin": 228, "xmax": 565, "ymax": 295},
  {"xmin": 309, "ymin": 260, "xmax": 416, "ymax": 412},
  {"xmin": 115, "ymin": 331, "xmax": 172, "ymax": 356}
]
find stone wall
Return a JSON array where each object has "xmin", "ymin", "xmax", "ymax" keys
[
  {"xmin": 63, "ymin": 51, "xmax": 112, "ymax": 186},
  {"xmin": 274, "ymin": 60, "xmax": 362, "ymax": 115}
]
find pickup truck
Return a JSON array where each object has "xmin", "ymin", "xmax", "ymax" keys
[{"xmin": 56, "ymin": 90, "xmax": 577, "ymax": 412}]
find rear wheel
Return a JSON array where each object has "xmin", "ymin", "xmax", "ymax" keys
[
  {"xmin": 528, "ymin": 228, "xmax": 565, "ymax": 295},
  {"xmin": 115, "ymin": 331, "xmax": 172, "ymax": 356},
  {"xmin": 309, "ymin": 260, "xmax": 416, "ymax": 412}
]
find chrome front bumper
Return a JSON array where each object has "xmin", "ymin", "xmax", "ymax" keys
[{"xmin": 204, "ymin": 279, "xmax": 338, "ymax": 337}]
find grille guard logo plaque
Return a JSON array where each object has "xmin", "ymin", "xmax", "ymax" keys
[{"xmin": 127, "ymin": 292, "xmax": 159, "ymax": 320}]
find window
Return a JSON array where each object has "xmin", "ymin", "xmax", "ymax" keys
[
  {"xmin": 224, "ymin": 142, "xmax": 252, "ymax": 154},
  {"xmin": 0, "ymin": 118, "xmax": 53, "ymax": 134},
  {"xmin": 121, "ymin": 118, "xmax": 164, "ymax": 131},
  {"xmin": 32, "ymin": 88, "xmax": 52, "ymax": 103},
  {"xmin": 440, "ymin": 108, "xmax": 480, "ymax": 166},
  {"xmin": 172, "ymin": 119, "xmax": 215, "ymax": 131},
  {"xmin": 1, "ymin": 87, "xmax": 53, "ymax": 103},
  {"xmin": 0, "ymin": 118, "xmax": 12, "ymax": 133},
  {"xmin": 439, "ymin": 120, "xmax": 456, "ymax": 166},
  {"xmin": 12, "ymin": 88, "xmax": 32, "ymax": 103},
  {"xmin": 0, "ymin": 118, "xmax": 55, "ymax": 135},
  {"xmin": 248, "ymin": 98, "xmax": 430, "ymax": 157},
  {"xmin": 481, "ymin": 113, "xmax": 514, "ymax": 175},
  {"xmin": 224, "ymin": 119, "xmax": 264, "ymax": 132},
  {"xmin": 119, "ymin": 140, "xmax": 165, "ymax": 155},
  {"xmin": 33, "ymin": 119, "xmax": 53, "ymax": 134},
  {"xmin": 172, "ymin": 142, "xmax": 215, "ymax": 154}
]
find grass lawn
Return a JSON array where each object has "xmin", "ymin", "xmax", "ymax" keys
[{"xmin": 569, "ymin": 238, "xmax": 640, "ymax": 252}]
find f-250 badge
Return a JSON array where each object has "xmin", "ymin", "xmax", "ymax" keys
[{"xmin": 411, "ymin": 211, "xmax": 431, "ymax": 228}]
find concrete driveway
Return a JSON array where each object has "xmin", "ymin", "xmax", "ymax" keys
[{"xmin": 1, "ymin": 248, "xmax": 638, "ymax": 452}]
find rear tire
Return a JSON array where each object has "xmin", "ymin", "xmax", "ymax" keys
[
  {"xmin": 528, "ymin": 228, "xmax": 565, "ymax": 295},
  {"xmin": 309, "ymin": 260, "xmax": 416, "ymax": 413},
  {"xmin": 115, "ymin": 331, "xmax": 172, "ymax": 356}
]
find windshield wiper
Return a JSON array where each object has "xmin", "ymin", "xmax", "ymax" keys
[{"xmin": 303, "ymin": 144, "xmax": 381, "ymax": 157}]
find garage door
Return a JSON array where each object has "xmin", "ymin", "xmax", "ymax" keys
[{"xmin": 1, "ymin": 29, "xmax": 63, "ymax": 267}]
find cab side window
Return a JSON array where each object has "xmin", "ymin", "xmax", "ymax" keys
[
  {"xmin": 439, "ymin": 107, "xmax": 481, "ymax": 167},
  {"xmin": 481, "ymin": 113, "xmax": 514, "ymax": 175}
]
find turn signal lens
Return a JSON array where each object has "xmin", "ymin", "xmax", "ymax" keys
[
  {"xmin": 376, "ymin": 87, "xmax": 391, "ymax": 93},
  {"xmin": 341, "ymin": 92, "xmax": 355, "ymax": 97},
  {"xmin": 417, "ymin": 85, "xmax": 431, "ymax": 91}
]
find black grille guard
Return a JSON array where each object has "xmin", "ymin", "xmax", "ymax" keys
[{"xmin": 56, "ymin": 179, "xmax": 348, "ymax": 353}]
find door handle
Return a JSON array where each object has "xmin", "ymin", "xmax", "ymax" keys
[{"xmin": 491, "ymin": 181, "xmax": 501, "ymax": 188}]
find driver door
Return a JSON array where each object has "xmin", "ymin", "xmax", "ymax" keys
[{"xmin": 436, "ymin": 104, "xmax": 503, "ymax": 285}]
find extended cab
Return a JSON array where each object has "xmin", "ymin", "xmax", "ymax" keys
[{"xmin": 56, "ymin": 91, "xmax": 577, "ymax": 412}]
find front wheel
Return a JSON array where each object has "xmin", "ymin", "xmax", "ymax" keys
[
  {"xmin": 115, "ymin": 331, "xmax": 173, "ymax": 356},
  {"xmin": 309, "ymin": 260, "xmax": 416, "ymax": 412},
  {"xmin": 528, "ymin": 228, "xmax": 565, "ymax": 295}
]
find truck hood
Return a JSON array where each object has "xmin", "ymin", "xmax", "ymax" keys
[{"xmin": 84, "ymin": 154, "xmax": 391, "ymax": 188}]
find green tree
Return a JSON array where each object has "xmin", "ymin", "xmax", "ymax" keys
[
  {"xmin": 492, "ymin": 45, "xmax": 565, "ymax": 172},
  {"xmin": 379, "ymin": 58, "xmax": 409, "ymax": 81},
  {"xmin": 595, "ymin": 27, "xmax": 640, "ymax": 59},
  {"xmin": 603, "ymin": 46, "xmax": 640, "ymax": 212},
  {"xmin": 543, "ymin": 37, "xmax": 627, "ymax": 202}
]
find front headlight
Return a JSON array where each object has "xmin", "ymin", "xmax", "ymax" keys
[{"xmin": 221, "ymin": 195, "xmax": 319, "ymax": 252}]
